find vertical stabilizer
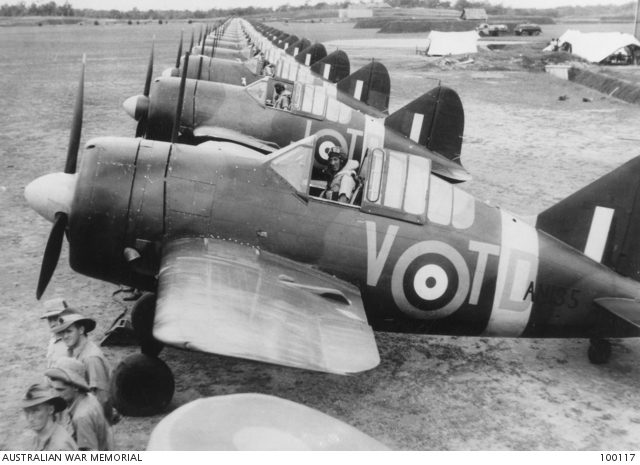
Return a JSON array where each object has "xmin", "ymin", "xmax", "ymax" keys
[
  {"xmin": 384, "ymin": 86, "xmax": 464, "ymax": 164},
  {"xmin": 537, "ymin": 157, "xmax": 640, "ymax": 281},
  {"xmin": 310, "ymin": 50, "xmax": 350, "ymax": 83},
  {"xmin": 337, "ymin": 60, "xmax": 390, "ymax": 113}
]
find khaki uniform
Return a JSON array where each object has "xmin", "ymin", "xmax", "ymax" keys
[
  {"xmin": 30, "ymin": 423, "xmax": 77, "ymax": 451},
  {"xmin": 46, "ymin": 336, "xmax": 68, "ymax": 369},
  {"xmin": 67, "ymin": 393, "xmax": 114, "ymax": 451},
  {"xmin": 68, "ymin": 338, "xmax": 113, "ymax": 422}
]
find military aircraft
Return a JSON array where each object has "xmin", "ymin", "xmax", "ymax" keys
[
  {"xmin": 170, "ymin": 40, "xmax": 349, "ymax": 87},
  {"xmin": 123, "ymin": 52, "xmax": 465, "ymax": 182},
  {"xmin": 25, "ymin": 58, "xmax": 640, "ymax": 416},
  {"xmin": 147, "ymin": 393, "xmax": 389, "ymax": 450}
]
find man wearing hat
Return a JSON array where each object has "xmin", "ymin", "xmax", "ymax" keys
[
  {"xmin": 46, "ymin": 357, "xmax": 114, "ymax": 451},
  {"xmin": 40, "ymin": 298, "xmax": 69, "ymax": 369},
  {"xmin": 21, "ymin": 383, "xmax": 77, "ymax": 451},
  {"xmin": 321, "ymin": 146, "xmax": 360, "ymax": 204},
  {"xmin": 52, "ymin": 311, "xmax": 114, "ymax": 423}
]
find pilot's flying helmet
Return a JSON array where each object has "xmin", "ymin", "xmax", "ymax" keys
[{"xmin": 327, "ymin": 146, "xmax": 347, "ymax": 162}]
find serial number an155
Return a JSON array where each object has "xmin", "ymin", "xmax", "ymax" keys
[{"xmin": 602, "ymin": 454, "xmax": 636, "ymax": 462}]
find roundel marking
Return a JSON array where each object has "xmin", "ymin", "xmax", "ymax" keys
[
  {"xmin": 312, "ymin": 129, "xmax": 348, "ymax": 166},
  {"xmin": 413, "ymin": 264, "xmax": 448, "ymax": 301},
  {"xmin": 391, "ymin": 241, "xmax": 470, "ymax": 319}
]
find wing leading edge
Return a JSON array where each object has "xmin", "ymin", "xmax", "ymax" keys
[{"xmin": 153, "ymin": 237, "xmax": 380, "ymax": 374}]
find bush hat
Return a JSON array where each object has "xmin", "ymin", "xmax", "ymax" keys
[
  {"xmin": 21, "ymin": 383, "xmax": 67, "ymax": 413},
  {"xmin": 51, "ymin": 311, "xmax": 96, "ymax": 334},
  {"xmin": 39, "ymin": 297, "xmax": 69, "ymax": 320},
  {"xmin": 45, "ymin": 357, "xmax": 90, "ymax": 392}
]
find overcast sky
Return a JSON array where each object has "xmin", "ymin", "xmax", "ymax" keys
[{"xmin": 65, "ymin": 0, "xmax": 635, "ymax": 11}]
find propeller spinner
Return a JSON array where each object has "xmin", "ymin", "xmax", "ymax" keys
[{"xmin": 123, "ymin": 41, "xmax": 154, "ymax": 137}]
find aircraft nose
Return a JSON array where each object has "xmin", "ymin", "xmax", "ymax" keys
[
  {"xmin": 25, "ymin": 172, "xmax": 77, "ymax": 223},
  {"xmin": 123, "ymin": 94, "xmax": 149, "ymax": 121},
  {"xmin": 161, "ymin": 67, "xmax": 180, "ymax": 78}
]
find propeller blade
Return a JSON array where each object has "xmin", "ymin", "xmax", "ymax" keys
[
  {"xmin": 143, "ymin": 39, "xmax": 154, "ymax": 97},
  {"xmin": 172, "ymin": 51, "xmax": 190, "ymax": 144},
  {"xmin": 64, "ymin": 54, "xmax": 85, "ymax": 175},
  {"xmin": 175, "ymin": 30, "xmax": 184, "ymax": 69},
  {"xmin": 196, "ymin": 55, "xmax": 203, "ymax": 80},
  {"xmin": 135, "ymin": 114, "xmax": 147, "ymax": 138},
  {"xmin": 36, "ymin": 212, "xmax": 68, "ymax": 300}
]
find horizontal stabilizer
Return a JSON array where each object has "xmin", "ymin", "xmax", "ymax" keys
[
  {"xmin": 337, "ymin": 60, "xmax": 390, "ymax": 113},
  {"xmin": 384, "ymin": 86, "xmax": 464, "ymax": 164},
  {"xmin": 595, "ymin": 297, "xmax": 640, "ymax": 328}
]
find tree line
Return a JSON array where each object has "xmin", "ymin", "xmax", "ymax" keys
[{"xmin": 0, "ymin": 0, "xmax": 635, "ymax": 19}]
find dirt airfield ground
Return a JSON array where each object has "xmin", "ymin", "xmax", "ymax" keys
[{"xmin": 2, "ymin": 19, "xmax": 640, "ymax": 451}]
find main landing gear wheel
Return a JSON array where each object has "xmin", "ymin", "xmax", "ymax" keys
[
  {"xmin": 111, "ymin": 353, "xmax": 175, "ymax": 417},
  {"xmin": 588, "ymin": 338, "xmax": 612, "ymax": 364},
  {"xmin": 131, "ymin": 292, "xmax": 164, "ymax": 357}
]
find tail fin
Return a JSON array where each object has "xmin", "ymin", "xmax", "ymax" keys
[
  {"xmin": 286, "ymin": 38, "xmax": 311, "ymax": 57},
  {"xmin": 295, "ymin": 43, "xmax": 327, "ymax": 67},
  {"xmin": 384, "ymin": 86, "xmax": 464, "ymax": 164},
  {"xmin": 337, "ymin": 60, "xmax": 390, "ymax": 113},
  {"xmin": 537, "ymin": 157, "xmax": 640, "ymax": 281},
  {"xmin": 310, "ymin": 50, "xmax": 350, "ymax": 83}
]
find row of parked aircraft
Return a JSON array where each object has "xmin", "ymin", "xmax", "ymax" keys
[{"xmin": 25, "ymin": 17, "xmax": 640, "ymax": 417}]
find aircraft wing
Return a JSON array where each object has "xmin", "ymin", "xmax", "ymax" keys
[
  {"xmin": 594, "ymin": 297, "xmax": 640, "ymax": 327},
  {"xmin": 193, "ymin": 126, "xmax": 279, "ymax": 153},
  {"xmin": 147, "ymin": 393, "xmax": 390, "ymax": 450},
  {"xmin": 153, "ymin": 237, "xmax": 380, "ymax": 374}
]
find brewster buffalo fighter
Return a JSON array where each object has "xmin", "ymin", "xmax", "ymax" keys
[{"xmin": 26, "ymin": 59, "xmax": 640, "ymax": 416}]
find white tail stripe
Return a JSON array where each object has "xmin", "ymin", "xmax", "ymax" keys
[
  {"xmin": 305, "ymin": 54, "xmax": 311, "ymax": 66},
  {"xmin": 354, "ymin": 80, "xmax": 363, "ymax": 100},
  {"xmin": 294, "ymin": 47, "xmax": 299, "ymax": 56},
  {"xmin": 584, "ymin": 206, "xmax": 614, "ymax": 263},
  {"xmin": 409, "ymin": 113, "xmax": 424, "ymax": 142},
  {"xmin": 323, "ymin": 64, "xmax": 331, "ymax": 79}
]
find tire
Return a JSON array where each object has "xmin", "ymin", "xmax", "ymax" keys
[
  {"xmin": 588, "ymin": 339, "xmax": 612, "ymax": 364},
  {"xmin": 131, "ymin": 292, "xmax": 164, "ymax": 357},
  {"xmin": 111, "ymin": 353, "xmax": 175, "ymax": 416}
]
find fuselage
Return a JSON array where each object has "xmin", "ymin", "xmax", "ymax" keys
[
  {"xmin": 67, "ymin": 137, "xmax": 640, "ymax": 340},
  {"xmin": 145, "ymin": 77, "xmax": 467, "ymax": 181}
]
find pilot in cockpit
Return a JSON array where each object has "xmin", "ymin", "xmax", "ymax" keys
[
  {"xmin": 321, "ymin": 146, "xmax": 359, "ymax": 204},
  {"xmin": 273, "ymin": 83, "xmax": 291, "ymax": 110}
]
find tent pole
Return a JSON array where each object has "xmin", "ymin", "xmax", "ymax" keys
[{"xmin": 634, "ymin": 0, "xmax": 640, "ymax": 40}]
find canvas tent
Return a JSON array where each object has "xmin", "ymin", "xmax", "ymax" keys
[
  {"xmin": 424, "ymin": 30, "xmax": 479, "ymax": 56},
  {"xmin": 545, "ymin": 30, "xmax": 640, "ymax": 63}
]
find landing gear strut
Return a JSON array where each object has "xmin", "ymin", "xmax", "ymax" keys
[
  {"xmin": 588, "ymin": 338, "xmax": 612, "ymax": 364},
  {"xmin": 131, "ymin": 292, "xmax": 164, "ymax": 357},
  {"xmin": 111, "ymin": 292, "xmax": 175, "ymax": 416}
]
